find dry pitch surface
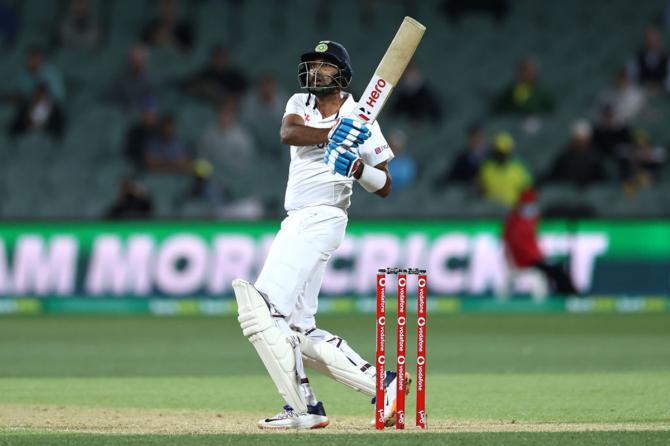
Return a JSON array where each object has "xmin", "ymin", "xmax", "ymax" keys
[{"xmin": 1, "ymin": 405, "xmax": 668, "ymax": 435}]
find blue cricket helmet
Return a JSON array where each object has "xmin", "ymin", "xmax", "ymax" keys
[{"xmin": 298, "ymin": 40, "xmax": 353, "ymax": 95}]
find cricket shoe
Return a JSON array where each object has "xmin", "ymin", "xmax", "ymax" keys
[
  {"xmin": 257, "ymin": 402, "xmax": 329, "ymax": 430},
  {"xmin": 370, "ymin": 371, "xmax": 412, "ymax": 427}
]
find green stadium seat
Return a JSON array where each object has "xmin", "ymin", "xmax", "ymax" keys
[
  {"xmin": 140, "ymin": 172, "xmax": 192, "ymax": 218},
  {"xmin": 176, "ymin": 100, "xmax": 216, "ymax": 145},
  {"xmin": 62, "ymin": 105, "xmax": 129, "ymax": 160},
  {"xmin": 0, "ymin": 160, "xmax": 48, "ymax": 218},
  {"xmin": 178, "ymin": 200, "xmax": 217, "ymax": 219}
]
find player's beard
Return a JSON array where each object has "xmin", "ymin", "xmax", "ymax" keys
[
  {"xmin": 307, "ymin": 72, "xmax": 340, "ymax": 98},
  {"xmin": 310, "ymin": 85, "xmax": 340, "ymax": 98}
]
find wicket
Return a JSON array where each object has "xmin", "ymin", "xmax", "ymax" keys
[{"xmin": 375, "ymin": 267, "xmax": 428, "ymax": 430}]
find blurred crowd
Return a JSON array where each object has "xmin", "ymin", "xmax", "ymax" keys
[
  {"xmin": 429, "ymin": 25, "xmax": 668, "ymax": 215},
  {"xmin": 0, "ymin": 0, "xmax": 669, "ymax": 219},
  {"xmin": 1, "ymin": 0, "xmax": 296, "ymax": 218}
]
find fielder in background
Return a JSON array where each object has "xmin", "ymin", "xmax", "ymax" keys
[
  {"xmin": 233, "ymin": 40, "xmax": 406, "ymax": 429},
  {"xmin": 503, "ymin": 187, "xmax": 578, "ymax": 295}
]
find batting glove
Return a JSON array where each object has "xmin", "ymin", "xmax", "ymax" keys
[
  {"xmin": 324, "ymin": 142, "xmax": 362, "ymax": 177},
  {"xmin": 327, "ymin": 117, "xmax": 371, "ymax": 148}
]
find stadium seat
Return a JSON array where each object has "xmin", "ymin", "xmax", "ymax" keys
[{"xmin": 140, "ymin": 172, "xmax": 192, "ymax": 218}]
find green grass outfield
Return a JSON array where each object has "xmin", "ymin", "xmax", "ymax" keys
[{"xmin": 1, "ymin": 314, "xmax": 669, "ymax": 445}]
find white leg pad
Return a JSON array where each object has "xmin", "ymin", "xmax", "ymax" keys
[
  {"xmin": 232, "ymin": 279, "xmax": 308, "ymax": 413},
  {"xmin": 297, "ymin": 332, "xmax": 376, "ymax": 396}
]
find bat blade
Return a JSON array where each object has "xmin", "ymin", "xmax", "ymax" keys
[{"xmin": 355, "ymin": 17, "xmax": 426, "ymax": 124}]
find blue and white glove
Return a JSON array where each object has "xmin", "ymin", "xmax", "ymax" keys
[
  {"xmin": 324, "ymin": 142, "xmax": 362, "ymax": 177},
  {"xmin": 327, "ymin": 117, "xmax": 371, "ymax": 148}
]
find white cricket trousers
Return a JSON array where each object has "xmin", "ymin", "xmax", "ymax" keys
[{"xmin": 255, "ymin": 205, "xmax": 347, "ymax": 331}]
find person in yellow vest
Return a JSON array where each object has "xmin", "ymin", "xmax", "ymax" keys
[{"xmin": 478, "ymin": 132, "xmax": 532, "ymax": 207}]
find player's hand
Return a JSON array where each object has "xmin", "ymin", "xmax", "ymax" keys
[
  {"xmin": 327, "ymin": 117, "xmax": 371, "ymax": 148},
  {"xmin": 324, "ymin": 142, "xmax": 362, "ymax": 177}
]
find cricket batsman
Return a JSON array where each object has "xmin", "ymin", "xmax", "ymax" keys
[{"xmin": 232, "ymin": 40, "xmax": 408, "ymax": 429}]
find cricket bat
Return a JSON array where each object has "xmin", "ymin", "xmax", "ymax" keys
[{"xmin": 355, "ymin": 16, "xmax": 426, "ymax": 124}]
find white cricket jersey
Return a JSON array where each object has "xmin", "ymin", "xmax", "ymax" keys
[{"xmin": 283, "ymin": 92, "xmax": 394, "ymax": 212}]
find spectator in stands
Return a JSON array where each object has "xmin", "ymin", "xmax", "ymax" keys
[
  {"xmin": 8, "ymin": 84, "xmax": 66, "ymax": 141},
  {"xmin": 620, "ymin": 129, "xmax": 666, "ymax": 193},
  {"xmin": 391, "ymin": 62, "xmax": 443, "ymax": 125},
  {"xmin": 478, "ymin": 132, "xmax": 532, "ymax": 207},
  {"xmin": 106, "ymin": 178, "xmax": 154, "ymax": 219},
  {"xmin": 436, "ymin": 122, "xmax": 488, "ymax": 187},
  {"xmin": 439, "ymin": 0, "xmax": 509, "ymax": 24},
  {"xmin": 141, "ymin": 0, "xmax": 194, "ymax": 53},
  {"xmin": 503, "ymin": 188, "xmax": 577, "ymax": 295},
  {"xmin": 627, "ymin": 27, "xmax": 670, "ymax": 92},
  {"xmin": 199, "ymin": 99, "xmax": 256, "ymax": 172},
  {"xmin": 598, "ymin": 70, "xmax": 645, "ymax": 125},
  {"xmin": 241, "ymin": 74, "xmax": 288, "ymax": 156},
  {"xmin": 104, "ymin": 44, "xmax": 155, "ymax": 112},
  {"xmin": 14, "ymin": 46, "xmax": 66, "ymax": 103},
  {"xmin": 387, "ymin": 129, "xmax": 416, "ymax": 193},
  {"xmin": 176, "ymin": 159, "xmax": 227, "ymax": 209},
  {"xmin": 0, "ymin": 0, "xmax": 19, "ymax": 47},
  {"xmin": 182, "ymin": 45, "xmax": 248, "ymax": 103},
  {"xmin": 59, "ymin": 0, "xmax": 101, "ymax": 49},
  {"xmin": 542, "ymin": 120, "xmax": 606, "ymax": 188},
  {"xmin": 592, "ymin": 104, "xmax": 632, "ymax": 159},
  {"xmin": 144, "ymin": 114, "xmax": 193, "ymax": 173},
  {"xmin": 492, "ymin": 58, "xmax": 555, "ymax": 116},
  {"xmin": 125, "ymin": 97, "xmax": 160, "ymax": 168}
]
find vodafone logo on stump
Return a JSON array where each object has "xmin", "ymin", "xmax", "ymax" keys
[{"xmin": 374, "ymin": 267, "xmax": 429, "ymax": 430}]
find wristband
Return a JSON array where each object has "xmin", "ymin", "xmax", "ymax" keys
[{"xmin": 357, "ymin": 164, "xmax": 387, "ymax": 192}]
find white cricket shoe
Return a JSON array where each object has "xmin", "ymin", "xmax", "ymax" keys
[
  {"xmin": 258, "ymin": 402, "xmax": 329, "ymax": 430},
  {"xmin": 370, "ymin": 371, "xmax": 412, "ymax": 427}
]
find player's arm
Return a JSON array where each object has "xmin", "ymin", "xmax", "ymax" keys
[
  {"xmin": 281, "ymin": 115, "xmax": 371, "ymax": 147},
  {"xmin": 279, "ymin": 114, "xmax": 330, "ymax": 146},
  {"xmin": 353, "ymin": 160, "xmax": 392, "ymax": 198}
]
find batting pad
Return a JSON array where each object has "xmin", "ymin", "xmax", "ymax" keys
[
  {"xmin": 232, "ymin": 279, "xmax": 308, "ymax": 413},
  {"xmin": 297, "ymin": 332, "xmax": 376, "ymax": 396}
]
